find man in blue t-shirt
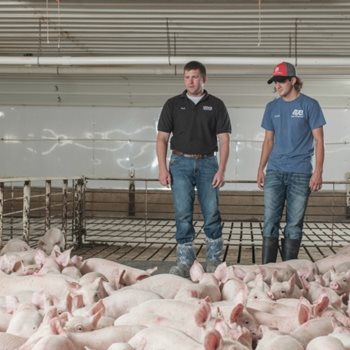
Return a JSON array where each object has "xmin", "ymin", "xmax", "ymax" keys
[{"xmin": 257, "ymin": 61, "xmax": 326, "ymax": 264}]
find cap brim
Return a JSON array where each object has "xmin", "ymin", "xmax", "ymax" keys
[{"xmin": 267, "ymin": 76, "xmax": 274, "ymax": 84}]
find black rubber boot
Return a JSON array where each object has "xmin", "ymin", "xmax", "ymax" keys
[
  {"xmin": 262, "ymin": 237, "xmax": 279, "ymax": 264},
  {"xmin": 281, "ymin": 238, "xmax": 301, "ymax": 261}
]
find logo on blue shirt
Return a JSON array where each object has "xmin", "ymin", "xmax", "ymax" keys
[
  {"xmin": 203, "ymin": 106, "xmax": 213, "ymax": 111},
  {"xmin": 291, "ymin": 109, "xmax": 304, "ymax": 118}
]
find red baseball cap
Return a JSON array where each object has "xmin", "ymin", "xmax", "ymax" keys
[{"xmin": 267, "ymin": 62, "xmax": 297, "ymax": 84}]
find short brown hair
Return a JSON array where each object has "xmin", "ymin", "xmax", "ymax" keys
[{"xmin": 183, "ymin": 61, "xmax": 206, "ymax": 77}]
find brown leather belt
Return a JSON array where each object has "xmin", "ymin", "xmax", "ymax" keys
[{"xmin": 172, "ymin": 149, "xmax": 214, "ymax": 159}]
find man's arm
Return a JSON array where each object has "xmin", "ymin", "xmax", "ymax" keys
[
  {"xmin": 257, "ymin": 130, "xmax": 274, "ymax": 190},
  {"xmin": 156, "ymin": 131, "xmax": 171, "ymax": 187},
  {"xmin": 212, "ymin": 132, "xmax": 230, "ymax": 188},
  {"xmin": 309, "ymin": 126, "xmax": 325, "ymax": 192}
]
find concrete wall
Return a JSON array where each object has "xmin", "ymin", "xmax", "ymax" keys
[{"xmin": 0, "ymin": 73, "xmax": 349, "ymax": 186}]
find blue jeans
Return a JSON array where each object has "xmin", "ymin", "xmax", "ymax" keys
[
  {"xmin": 169, "ymin": 154, "xmax": 222, "ymax": 244},
  {"xmin": 263, "ymin": 170, "xmax": 311, "ymax": 240}
]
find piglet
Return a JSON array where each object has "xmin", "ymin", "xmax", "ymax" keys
[
  {"xmin": 37, "ymin": 227, "xmax": 65, "ymax": 255},
  {"xmin": 175, "ymin": 260, "xmax": 222, "ymax": 301}
]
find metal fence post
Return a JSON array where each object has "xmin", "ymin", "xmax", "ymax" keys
[
  {"xmin": 73, "ymin": 177, "xmax": 86, "ymax": 247},
  {"xmin": 0, "ymin": 183, "xmax": 3, "ymax": 246},
  {"xmin": 62, "ymin": 179, "xmax": 68, "ymax": 239},
  {"xmin": 45, "ymin": 180, "xmax": 51, "ymax": 232},
  {"xmin": 347, "ymin": 174, "xmax": 350, "ymax": 219},
  {"xmin": 128, "ymin": 167, "xmax": 135, "ymax": 216},
  {"xmin": 23, "ymin": 180, "xmax": 31, "ymax": 243}
]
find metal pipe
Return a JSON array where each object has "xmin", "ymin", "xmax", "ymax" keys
[{"xmin": 0, "ymin": 56, "xmax": 350, "ymax": 66}]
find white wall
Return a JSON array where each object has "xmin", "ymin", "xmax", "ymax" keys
[{"xmin": 0, "ymin": 74, "xmax": 349, "ymax": 186}]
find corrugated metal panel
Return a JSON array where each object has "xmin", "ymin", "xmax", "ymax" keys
[{"xmin": 0, "ymin": 1, "xmax": 350, "ymax": 63}]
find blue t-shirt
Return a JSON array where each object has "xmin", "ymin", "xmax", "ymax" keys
[{"xmin": 261, "ymin": 93, "xmax": 326, "ymax": 174}]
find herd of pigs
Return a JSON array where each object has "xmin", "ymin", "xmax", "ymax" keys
[{"xmin": 1, "ymin": 228, "xmax": 350, "ymax": 349}]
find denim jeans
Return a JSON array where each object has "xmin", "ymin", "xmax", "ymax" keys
[
  {"xmin": 169, "ymin": 153, "xmax": 222, "ymax": 244},
  {"xmin": 263, "ymin": 170, "xmax": 311, "ymax": 240}
]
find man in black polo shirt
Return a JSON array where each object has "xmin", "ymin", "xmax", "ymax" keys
[{"xmin": 156, "ymin": 61, "xmax": 231, "ymax": 277}]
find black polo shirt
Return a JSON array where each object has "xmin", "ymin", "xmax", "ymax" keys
[{"xmin": 157, "ymin": 90, "xmax": 231, "ymax": 154}]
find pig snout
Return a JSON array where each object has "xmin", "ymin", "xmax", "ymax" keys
[{"xmin": 330, "ymin": 281, "xmax": 341, "ymax": 291}]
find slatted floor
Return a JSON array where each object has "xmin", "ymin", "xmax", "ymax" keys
[{"xmin": 72, "ymin": 219, "xmax": 350, "ymax": 270}]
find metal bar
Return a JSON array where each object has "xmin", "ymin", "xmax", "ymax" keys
[
  {"xmin": 45, "ymin": 180, "xmax": 51, "ymax": 232},
  {"xmin": 0, "ymin": 182, "xmax": 3, "ymax": 246},
  {"xmin": 23, "ymin": 180, "xmax": 31, "ymax": 243},
  {"xmin": 62, "ymin": 179, "xmax": 68, "ymax": 238}
]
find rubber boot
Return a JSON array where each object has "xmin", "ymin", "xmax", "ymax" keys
[
  {"xmin": 169, "ymin": 242, "xmax": 196, "ymax": 278},
  {"xmin": 281, "ymin": 237, "xmax": 301, "ymax": 261},
  {"xmin": 262, "ymin": 237, "xmax": 279, "ymax": 264},
  {"xmin": 206, "ymin": 237, "xmax": 223, "ymax": 273}
]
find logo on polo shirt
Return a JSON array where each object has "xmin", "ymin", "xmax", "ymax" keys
[
  {"xmin": 203, "ymin": 105, "xmax": 213, "ymax": 111},
  {"xmin": 291, "ymin": 109, "xmax": 304, "ymax": 118}
]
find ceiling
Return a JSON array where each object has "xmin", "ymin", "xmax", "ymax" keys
[{"xmin": 1, "ymin": 0, "xmax": 350, "ymax": 76}]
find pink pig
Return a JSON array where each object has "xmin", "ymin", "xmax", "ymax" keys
[
  {"xmin": 175, "ymin": 260, "xmax": 222, "ymax": 301},
  {"xmin": 79, "ymin": 258, "xmax": 157, "ymax": 286}
]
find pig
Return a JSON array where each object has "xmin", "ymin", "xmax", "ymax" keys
[
  {"xmin": 128, "ymin": 273, "xmax": 194, "ymax": 299},
  {"xmin": 268, "ymin": 272, "xmax": 304, "ymax": 300},
  {"xmin": 256, "ymin": 326, "xmax": 304, "ymax": 350},
  {"xmin": 0, "ymin": 332, "xmax": 27, "ymax": 349},
  {"xmin": 328, "ymin": 268, "xmax": 350, "ymax": 296},
  {"xmin": 79, "ymin": 258, "xmax": 157, "ymax": 286},
  {"xmin": 65, "ymin": 325, "xmax": 146, "ymax": 350},
  {"xmin": 302, "ymin": 276, "xmax": 345, "ymax": 308},
  {"xmin": 175, "ymin": 260, "xmax": 222, "ymax": 301},
  {"xmin": 246, "ymin": 299, "xmax": 311, "ymax": 333},
  {"xmin": 115, "ymin": 298, "xmax": 215, "ymax": 342},
  {"xmin": 106, "ymin": 344, "xmax": 134, "ymax": 350},
  {"xmin": 0, "ymin": 238, "xmax": 31, "ymax": 255},
  {"xmin": 316, "ymin": 252, "xmax": 350, "ymax": 275},
  {"xmin": 99, "ymin": 288, "xmax": 162, "ymax": 319},
  {"xmin": 30, "ymin": 335, "xmax": 77, "ymax": 350},
  {"xmin": 291, "ymin": 317, "xmax": 335, "ymax": 348},
  {"xmin": 37, "ymin": 227, "xmax": 65, "ymax": 255},
  {"xmin": 128, "ymin": 326, "xmax": 250, "ymax": 350},
  {"xmin": 306, "ymin": 335, "xmax": 346, "ymax": 350},
  {"xmin": 246, "ymin": 273, "xmax": 271, "ymax": 301},
  {"xmin": 6, "ymin": 302, "xmax": 43, "ymax": 338}
]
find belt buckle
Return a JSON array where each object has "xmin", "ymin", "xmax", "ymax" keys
[{"xmin": 192, "ymin": 154, "xmax": 202, "ymax": 159}]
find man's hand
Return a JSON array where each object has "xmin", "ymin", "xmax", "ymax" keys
[
  {"xmin": 212, "ymin": 170, "xmax": 225, "ymax": 188},
  {"xmin": 257, "ymin": 169, "xmax": 265, "ymax": 190},
  {"xmin": 309, "ymin": 172, "xmax": 322, "ymax": 192},
  {"xmin": 159, "ymin": 169, "xmax": 171, "ymax": 187}
]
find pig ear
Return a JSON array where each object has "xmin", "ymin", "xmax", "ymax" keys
[
  {"xmin": 190, "ymin": 260, "xmax": 205, "ymax": 282},
  {"xmin": 34, "ymin": 248, "xmax": 47, "ymax": 265},
  {"xmin": 145, "ymin": 266, "xmax": 158, "ymax": 277},
  {"xmin": 214, "ymin": 262, "xmax": 229, "ymax": 283},
  {"xmin": 90, "ymin": 307, "xmax": 104, "ymax": 328},
  {"xmin": 233, "ymin": 266, "xmax": 247, "ymax": 280},
  {"xmin": 50, "ymin": 317, "xmax": 66, "ymax": 335},
  {"xmin": 55, "ymin": 248, "xmax": 73, "ymax": 267},
  {"xmin": 203, "ymin": 329, "xmax": 222, "ymax": 350},
  {"xmin": 297, "ymin": 302, "xmax": 311, "ymax": 325},
  {"xmin": 5, "ymin": 295, "xmax": 19, "ymax": 313},
  {"xmin": 229, "ymin": 303, "xmax": 244, "ymax": 323},
  {"xmin": 287, "ymin": 273, "xmax": 296, "ymax": 293},
  {"xmin": 194, "ymin": 300, "xmax": 212, "ymax": 326},
  {"xmin": 90, "ymin": 299, "xmax": 105, "ymax": 316},
  {"xmin": 313, "ymin": 294, "xmax": 329, "ymax": 316},
  {"xmin": 271, "ymin": 270, "xmax": 278, "ymax": 284}
]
